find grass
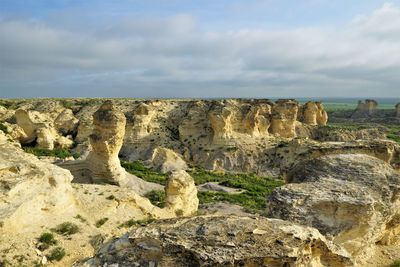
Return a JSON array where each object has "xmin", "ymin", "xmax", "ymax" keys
[
  {"xmin": 144, "ymin": 190, "xmax": 166, "ymax": 208},
  {"xmin": 390, "ymin": 260, "xmax": 400, "ymax": 267},
  {"xmin": 0, "ymin": 123, "xmax": 8, "ymax": 134},
  {"xmin": 37, "ymin": 232, "xmax": 57, "ymax": 251},
  {"xmin": 46, "ymin": 247, "xmax": 65, "ymax": 262},
  {"xmin": 23, "ymin": 146, "xmax": 79, "ymax": 159},
  {"xmin": 52, "ymin": 222, "xmax": 79, "ymax": 236},
  {"xmin": 121, "ymin": 160, "xmax": 167, "ymax": 184},
  {"xmin": 95, "ymin": 218, "xmax": 109, "ymax": 228}
]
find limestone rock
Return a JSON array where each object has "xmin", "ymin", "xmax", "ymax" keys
[
  {"xmin": 54, "ymin": 108, "xmax": 79, "ymax": 135},
  {"xmin": 164, "ymin": 170, "xmax": 198, "ymax": 216},
  {"xmin": 86, "ymin": 100, "xmax": 127, "ymax": 185},
  {"xmin": 130, "ymin": 103, "xmax": 156, "ymax": 138},
  {"xmin": 351, "ymin": 99, "xmax": 378, "ymax": 118},
  {"xmin": 270, "ymin": 99, "xmax": 299, "ymax": 138},
  {"xmin": 80, "ymin": 215, "xmax": 352, "ymax": 267},
  {"xmin": 209, "ymin": 104, "xmax": 233, "ymax": 141},
  {"xmin": 316, "ymin": 102, "xmax": 328, "ymax": 125},
  {"xmin": 0, "ymin": 131, "xmax": 78, "ymax": 233},
  {"xmin": 267, "ymin": 154, "xmax": 400, "ymax": 262},
  {"xmin": 147, "ymin": 147, "xmax": 188, "ymax": 173}
]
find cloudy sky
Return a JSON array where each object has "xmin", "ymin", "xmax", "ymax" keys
[{"xmin": 1, "ymin": 0, "xmax": 400, "ymax": 98}]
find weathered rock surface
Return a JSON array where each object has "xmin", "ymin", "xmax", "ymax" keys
[
  {"xmin": 268, "ymin": 154, "xmax": 400, "ymax": 263},
  {"xmin": 270, "ymin": 99, "xmax": 299, "ymax": 138},
  {"xmin": 80, "ymin": 215, "xmax": 352, "ymax": 267},
  {"xmin": 86, "ymin": 100, "xmax": 128, "ymax": 185},
  {"xmin": 164, "ymin": 170, "xmax": 198, "ymax": 216},
  {"xmin": 147, "ymin": 147, "xmax": 188, "ymax": 173},
  {"xmin": 351, "ymin": 99, "xmax": 378, "ymax": 118},
  {"xmin": 0, "ymin": 131, "xmax": 78, "ymax": 232}
]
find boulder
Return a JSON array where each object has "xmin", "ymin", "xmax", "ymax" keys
[
  {"xmin": 164, "ymin": 170, "xmax": 198, "ymax": 216},
  {"xmin": 54, "ymin": 108, "xmax": 79, "ymax": 135},
  {"xmin": 267, "ymin": 154, "xmax": 400, "ymax": 263},
  {"xmin": 80, "ymin": 215, "xmax": 352, "ymax": 267},
  {"xmin": 147, "ymin": 147, "xmax": 188, "ymax": 173}
]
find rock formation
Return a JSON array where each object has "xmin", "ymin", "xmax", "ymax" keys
[
  {"xmin": 268, "ymin": 154, "xmax": 400, "ymax": 263},
  {"xmin": 147, "ymin": 147, "xmax": 188, "ymax": 173},
  {"xmin": 270, "ymin": 99, "xmax": 299, "ymax": 138},
  {"xmin": 130, "ymin": 102, "xmax": 156, "ymax": 139},
  {"xmin": 396, "ymin": 103, "xmax": 400, "ymax": 118},
  {"xmin": 164, "ymin": 170, "xmax": 198, "ymax": 216},
  {"xmin": 84, "ymin": 101, "xmax": 128, "ymax": 185},
  {"xmin": 54, "ymin": 108, "xmax": 79, "ymax": 135},
  {"xmin": 351, "ymin": 99, "xmax": 378, "ymax": 118},
  {"xmin": 209, "ymin": 104, "xmax": 234, "ymax": 141},
  {"xmin": 81, "ymin": 215, "xmax": 352, "ymax": 267},
  {"xmin": 299, "ymin": 101, "xmax": 328, "ymax": 126}
]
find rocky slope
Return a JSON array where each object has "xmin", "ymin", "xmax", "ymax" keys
[{"xmin": 79, "ymin": 215, "xmax": 352, "ymax": 267}]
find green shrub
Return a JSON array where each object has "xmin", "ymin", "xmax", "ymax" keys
[
  {"xmin": 52, "ymin": 222, "xmax": 79, "ymax": 236},
  {"xmin": 37, "ymin": 232, "xmax": 57, "ymax": 250},
  {"xmin": 74, "ymin": 214, "xmax": 87, "ymax": 223},
  {"xmin": 121, "ymin": 160, "xmax": 167, "ymax": 185},
  {"xmin": 391, "ymin": 260, "xmax": 400, "ymax": 267},
  {"xmin": 0, "ymin": 123, "xmax": 8, "ymax": 134},
  {"xmin": 23, "ymin": 147, "xmax": 79, "ymax": 159},
  {"xmin": 144, "ymin": 190, "xmax": 166, "ymax": 208},
  {"xmin": 46, "ymin": 247, "xmax": 65, "ymax": 261},
  {"xmin": 95, "ymin": 218, "xmax": 109, "ymax": 228}
]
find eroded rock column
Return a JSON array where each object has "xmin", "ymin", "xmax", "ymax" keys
[
  {"xmin": 395, "ymin": 103, "xmax": 400, "ymax": 118},
  {"xmin": 86, "ymin": 101, "xmax": 127, "ymax": 185},
  {"xmin": 269, "ymin": 99, "xmax": 299, "ymax": 138}
]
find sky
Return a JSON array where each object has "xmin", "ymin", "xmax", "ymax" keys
[{"xmin": 1, "ymin": 0, "xmax": 400, "ymax": 98}]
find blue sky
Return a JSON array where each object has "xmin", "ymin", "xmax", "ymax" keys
[{"xmin": 1, "ymin": 0, "xmax": 400, "ymax": 98}]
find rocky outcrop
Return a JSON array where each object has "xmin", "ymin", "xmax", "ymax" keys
[
  {"xmin": 81, "ymin": 215, "xmax": 352, "ymax": 267},
  {"xmin": 396, "ymin": 103, "xmax": 400, "ymax": 118},
  {"xmin": 130, "ymin": 102, "xmax": 156, "ymax": 139},
  {"xmin": 299, "ymin": 101, "xmax": 328, "ymax": 126},
  {"xmin": 273, "ymin": 138, "xmax": 400, "ymax": 172},
  {"xmin": 270, "ymin": 99, "xmax": 299, "ymax": 138},
  {"xmin": 268, "ymin": 154, "xmax": 400, "ymax": 263},
  {"xmin": 54, "ymin": 108, "xmax": 79, "ymax": 135},
  {"xmin": 351, "ymin": 99, "xmax": 378, "ymax": 118},
  {"xmin": 164, "ymin": 170, "xmax": 198, "ymax": 216},
  {"xmin": 85, "ymin": 101, "xmax": 128, "ymax": 185},
  {"xmin": 0, "ymin": 131, "xmax": 78, "ymax": 233},
  {"xmin": 147, "ymin": 147, "xmax": 188, "ymax": 173}
]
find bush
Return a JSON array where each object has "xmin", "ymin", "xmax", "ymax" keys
[
  {"xmin": 0, "ymin": 123, "xmax": 8, "ymax": 134},
  {"xmin": 37, "ymin": 232, "xmax": 57, "ymax": 250},
  {"xmin": 144, "ymin": 190, "xmax": 166, "ymax": 208},
  {"xmin": 52, "ymin": 222, "xmax": 79, "ymax": 236},
  {"xmin": 95, "ymin": 218, "xmax": 109, "ymax": 228},
  {"xmin": 391, "ymin": 260, "xmax": 400, "ymax": 267},
  {"xmin": 46, "ymin": 247, "xmax": 66, "ymax": 261}
]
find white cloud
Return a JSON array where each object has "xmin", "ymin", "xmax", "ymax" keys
[{"xmin": 1, "ymin": 3, "xmax": 400, "ymax": 98}]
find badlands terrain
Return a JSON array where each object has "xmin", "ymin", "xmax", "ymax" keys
[{"xmin": 0, "ymin": 98, "xmax": 399, "ymax": 267}]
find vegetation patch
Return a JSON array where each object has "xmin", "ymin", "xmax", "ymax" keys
[
  {"xmin": 37, "ymin": 232, "xmax": 57, "ymax": 251},
  {"xmin": 119, "ymin": 218, "xmax": 156, "ymax": 228},
  {"xmin": 46, "ymin": 247, "xmax": 66, "ymax": 262},
  {"xmin": 52, "ymin": 222, "xmax": 79, "ymax": 236},
  {"xmin": 74, "ymin": 214, "xmax": 87, "ymax": 223},
  {"xmin": 391, "ymin": 260, "xmax": 400, "ymax": 267},
  {"xmin": 121, "ymin": 160, "xmax": 167, "ymax": 184},
  {"xmin": 144, "ymin": 190, "xmax": 166, "ymax": 208},
  {"xmin": 95, "ymin": 217, "xmax": 109, "ymax": 228},
  {"xmin": 0, "ymin": 123, "xmax": 8, "ymax": 134},
  {"xmin": 23, "ymin": 147, "xmax": 79, "ymax": 159}
]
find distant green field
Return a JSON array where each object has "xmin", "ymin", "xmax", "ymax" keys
[{"xmin": 322, "ymin": 102, "xmax": 395, "ymax": 112}]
